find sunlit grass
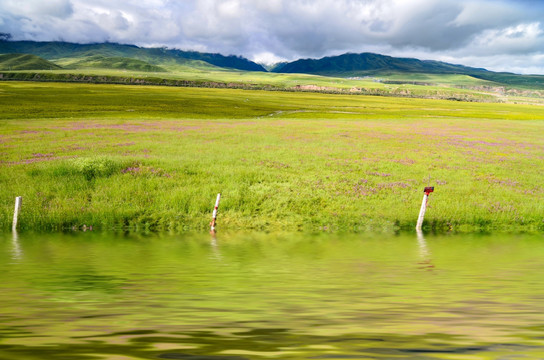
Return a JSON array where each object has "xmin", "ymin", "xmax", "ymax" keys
[
  {"xmin": 1, "ymin": 82, "xmax": 543, "ymax": 231},
  {"xmin": 1, "ymin": 66, "xmax": 517, "ymax": 103}
]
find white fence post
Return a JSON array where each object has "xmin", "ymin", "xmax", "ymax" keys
[
  {"xmin": 210, "ymin": 193, "xmax": 221, "ymax": 232},
  {"xmin": 416, "ymin": 187, "xmax": 433, "ymax": 231}
]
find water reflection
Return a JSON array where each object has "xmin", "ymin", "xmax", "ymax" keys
[
  {"xmin": 1, "ymin": 231, "xmax": 543, "ymax": 360},
  {"xmin": 1, "ymin": 325, "xmax": 542, "ymax": 360},
  {"xmin": 210, "ymin": 232, "xmax": 222, "ymax": 261},
  {"xmin": 416, "ymin": 229, "xmax": 434, "ymax": 270},
  {"xmin": 11, "ymin": 229, "xmax": 22, "ymax": 260},
  {"xmin": 416, "ymin": 229, "xmax": 428, "ymax": 257}
]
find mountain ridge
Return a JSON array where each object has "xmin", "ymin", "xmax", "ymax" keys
[
  {"xmin": 0, "ymin": 40, "xmax": 267, "ymax": 72},
  {"xmin": 1, "ymin": 40, "xmax": 544, "ymax": 89},
  {"xmin": 273, "ymin": 52, "xmax": 490, "ymax": 75},
  {"xmin": 271, "ymin": 52, "xmax": 544, "ymax": 89}
]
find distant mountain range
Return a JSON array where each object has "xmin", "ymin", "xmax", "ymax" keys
[
  {"xmin": 0, "ymin": 40, "xmax": 266, "ymax": 72},
  {"xmin": 272, "ymin": 52, "xmax": 544, "ymax": 89},
  {"xmin": 1, "ymin": 40, "xmax": 544, "ymax": 89},
  {"xmin": 271, "ymin": 52, "xmax": 486, "ymax": 75}
]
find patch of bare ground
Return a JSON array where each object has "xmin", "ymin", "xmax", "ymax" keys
[{"xmin": 291, "ymin": 85, "xmax": 337, "ymax": 91}]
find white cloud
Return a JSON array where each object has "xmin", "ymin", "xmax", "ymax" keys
[
  {"xmin": 251, "ymin": 52, "xmax": 287, "ymax": 65},
  {"xmin": 1, "ymin": 0, "xmax": 74, "ymax": 18},
  {"xmin": 454, "ymin": 22, "xmax": 544, "ymax": 60},
  {"xmin": 451, "ymin": 1, "xmax": 521, "ymax": 27},
  {"xmin": 1, "ymin": 0, "xmax": 544, "ymax": 73}
]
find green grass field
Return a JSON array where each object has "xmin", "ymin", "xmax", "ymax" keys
[
  {"xmin": 1, "ymin": 66, "xmax": 518, "ymax": 103},
  {"xmin": 1, "ymin": 81, "xmax": 543, "ymax": 232}
]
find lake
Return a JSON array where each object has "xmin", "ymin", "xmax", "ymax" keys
[{"xmin": 1, "ymin": 231, "xmax": 543, "ymax": 359}]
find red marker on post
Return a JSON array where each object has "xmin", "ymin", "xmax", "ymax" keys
[
  {"xmin": 210, "ymin": 193, "xmax": 221, "ymax": 232},
  {"xmin": 416, "ymin": 187, "xmax": 434, "ymax": 231}
]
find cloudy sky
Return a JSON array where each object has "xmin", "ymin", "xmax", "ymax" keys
[{"xmin": 1, "ymin": 0, "xmax": 544, "ymax": 74}]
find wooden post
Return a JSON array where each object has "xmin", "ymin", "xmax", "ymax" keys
[
  {"xmin": 210, "ymin": 193, "xmax": 221, "ymax": 232},
  {"xmin": 12, "ymin": 196, "xmax": 22, "ymax": 232},
  {"xmin": 416, "ymin": 187, "xmax": 433, "ymax": 231}
]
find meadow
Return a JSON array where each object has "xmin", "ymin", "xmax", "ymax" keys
[
  {"xmin": 0, "ymin": 67, "xmax": 511, "ymax": 103},
  {"xmin": 0, "ymin": 81, "xmax": 543, "ymax": 232}
]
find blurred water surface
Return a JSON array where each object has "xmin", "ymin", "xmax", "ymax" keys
[{"xmin": 1, "ymin": 231, "xmax": 543, "ymax": 359}]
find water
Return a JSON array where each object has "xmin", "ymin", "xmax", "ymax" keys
[{"xmin": 1, "ymin": 231, "xmax": 543, "ymax": 359}]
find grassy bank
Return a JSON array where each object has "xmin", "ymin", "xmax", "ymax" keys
[
  {"xmin": 0, "ymin": 69, "xmax": 511, "ymax": 103},
  {"xmin": 1, "ymin": 82, "xmax": 543, "ymax": 232}
]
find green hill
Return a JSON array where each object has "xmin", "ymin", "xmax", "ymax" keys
[
  {"xmin": 273, "ymin": 53, "xmax": 485, "ymax": 75},
  {"xmin": 2, "ymin": 40, "xmax": 544, "ymax": 91},
  {"xmin": 0, "ymin": 53, "xmax": 62, "ymax": 70},
  {"xmin": 0, "ymin": 41, "xmax": 267, "ymax": 72},
  {"xmin": 58, "ymin": 55, "xmax": 166, "ymax": 72},
  {"xmin": 273, "ymin": 52, "xmax": 544, "ymax": 89},
  {"xmin": 469, "ymin": 72, "xmax": 544, "ymax": 89}
]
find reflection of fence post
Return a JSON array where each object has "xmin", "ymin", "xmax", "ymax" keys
[
  {"xmin": 12, "ymin": 227, "xmax": 22, "ymax": 260},
  {"xmin": 416, "ymin": 229, "xmax": 429, "ymax": 257},
  {"xmin": 210, "ymin": 193, "xmax": 221, "ymax": 232},
  {"xmin": 12, "ymin": 196, "xmax": 22, "ymax": 232},
  {"xmin": 416, "ymin": 187, "xmax": 433, "ymax": 231}
]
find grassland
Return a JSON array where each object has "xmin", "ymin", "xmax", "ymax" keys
[
  {"xmin": 1, "ymin": 81, "xmax": 543, "ymax": 232},
  {"xmin": 1, "ymin": 67, "xmax": 513, "ymax": 104},
  {"xmin": 0, "ymin": 54, "xmax": 62, "ymax": 70},
  {"xmin": 56, "ymin": 55, "xmax": 167, "ymax": 72},
  {"xmin": 3, "ymin": 50, "xmax": 544, "ymax": 103},
  {"xmin": 3, "ymin": 40, "xmax": 544, "ymax": 101}
]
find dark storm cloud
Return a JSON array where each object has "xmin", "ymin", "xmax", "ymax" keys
[{"xmin": 1, "ymin": 0, "xmax": 544, "ymax": 73}]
